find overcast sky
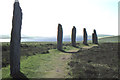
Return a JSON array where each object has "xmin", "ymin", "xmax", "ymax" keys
[{"xmin": 0, "ymin": 0, "xmax": 119, "ymax": 37}]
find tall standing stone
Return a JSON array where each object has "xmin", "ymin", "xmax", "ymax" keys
[
  {"xmin": 93, "ymin": 29, "xmax": 98, "ymax": 44},
  {"xmin": 92, "ymin": 33, "xmax": 95, "ymax": 43},
  {"xmin": 71, "ymin": 26, "xmax": 76, "ymax": 46},
  {"xmin": 83, "ymin": 28, "xmax": 88, "ymax": 45},
  {"xmin": 57, "ymin": 24, "xmax": 63, "ymax": 51},
  {"xmin": 10, "ymin": 0, "xmax": 22, "ymax": 77}
]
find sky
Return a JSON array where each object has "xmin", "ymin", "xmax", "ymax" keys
[{"xmin": 0, "ymin": 0, "xmax": 119, "ymax": 37}]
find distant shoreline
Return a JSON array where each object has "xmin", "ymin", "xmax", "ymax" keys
[{"xmin": 0, "ymin": 35, "xmax": 116, "ymax": 42}]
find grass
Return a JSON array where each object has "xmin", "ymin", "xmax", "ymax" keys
[
  {"xmin": 2, "ymin": 42, "xmax": 57, "ymax": 67},
  {"xmin": 1, "ymin": 36, "xmax": 120, "ymax": 79},
  {"xmin": 2, "ymin": 49, "xmax": 71, "ymax": 79},
  {"xmin": 2, "ymin": 42, "xmax": 101, "ymax": 79},
  {"xmin": 68, "ymin": 43, "xmax": 118, "ymax": 78},
  {"xmin": 99, "ymin": 36, "xmax": 120, "ymax": 43},
  {"xmin": 2, "ymin": 41, "xmax": 87, "ymax": 67},
  {"xmin": 20, "ymin": 49, "xmax": 67, "ymax": 78},
  {"xmin": 2, "ymin": 43, "xmax": 82, "ymax": 79}
]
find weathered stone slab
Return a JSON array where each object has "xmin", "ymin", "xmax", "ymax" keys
[
  {"xmin": 83, "ymin": 28, "xmax": 88, "ymax": 45},
  {"xmin": 71, "ymin": 26, "xmax": 76, "ymax": 46},
  {"xmin": 93, "ymin": 29, "xmax": 98, "ymax": 44},
  {"xmin": 10, "ymin": 0, "xmax": 22, "ymax": 77},
  {"xmin": 57, "ymin": 24, "xmax": 63, "ymax": 51},
  {"xmin": 92, "ymin": 33, "xmax": 95, "ymax": 43}
]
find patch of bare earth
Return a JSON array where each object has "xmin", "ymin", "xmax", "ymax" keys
[{"xmin": 44, "ymin": 52, "xmax": 72, "ymax": 78}]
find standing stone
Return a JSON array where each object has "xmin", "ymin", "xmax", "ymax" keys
[
  {"xmin": 57, "ymin": 24, "xmax": 63, "ymax": 51},
  {"xmin": 71, "ymin": 26, "xmax": 76, "ymax": 46},
  {"xmin": 10, "ymin": 0, "xmax": 22, "ymax": 77},
  {"xmin": 83, "ymin": 28, "xmax": 88, "ymax": 45},
  {"xmin": 92, "ymin": 33, "xmax": 95, "ymax": 43},
  {"xmin": 93, "ymin": 29, "xmax": 98, "ymax": 44}
]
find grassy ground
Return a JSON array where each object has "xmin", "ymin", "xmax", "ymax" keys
[
  {"xmin": 2, "ymin": 42, "xmax": 85, "ymax": 79},
  {"xmin": 99, "ymin": 36, "xmax": 120, "ymax": 43},
  {"xmin": 68, "ymin": 43, "xmax": 118, "ymax": 78},
  {"xmin": 2, "ymin": 42, "xmax": 57, "ymax": 67},
  {"xmin": 1, "ymin": 36, "xmax": 119, "ymax": 79},
  {"xmin": 2, "ymin": 49, "xmax": 71, "ymax": 79}
]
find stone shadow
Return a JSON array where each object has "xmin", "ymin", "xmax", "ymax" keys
[
  {"xmin": 83, "ymin": 44, "xmax": 89, "ymax": 46},
  {"xmin": 2, "ymin": 71, "xmax": 29, "ymax": 80},
  {"xmin": 72, "ymin": 45, "xmax": 80, "ymax": 48},
  {"xmin": 11, "ymin": 71, "xmax": 29, "ymax": 79},
  {"xmin": 60, "ymin": 49, "xmax": 82, "ymax": 54}
]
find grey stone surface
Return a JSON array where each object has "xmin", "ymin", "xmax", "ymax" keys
[
  {"xmin": 71, "ymin": 26, "xmax": 76, "ymax": 46},
  {"xmin": 10, "ymin": 1, "xmax": 22, "ymax": 76},
  {"xmin": 0, "ymin": 43, "xmax": 1, "ymax": 79},
  {"xmin": 57, "ymin": 24, "xmax": 63, "ymax": 51},
  {"xmin": 93, "ymin": 29, "xmax": 98, "ymax": 44},
  {"xmin": 15, "ymin": 0, "xmax": 19, "ymax": 2},
  {"xmin": 92, "ymin": 33, "xmax": 95, "ymax": 44},
  {"xmin": 83, "ymin": 28, "xmax": 88, "ymax": 45}
]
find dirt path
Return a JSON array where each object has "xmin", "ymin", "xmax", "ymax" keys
[
  {"xmin": 44, "ymin": 46, "xmax": 95, "ymax": 78},
  {"xmin": 44, "ymin": 52, "xmax": 72, "ymax": 78}
]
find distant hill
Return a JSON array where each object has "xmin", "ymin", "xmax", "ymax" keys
[
  {"xmin": 99, "ymin": 36, "xmax": 120, "ymax": 43},
  {"xmin": 97, "ymin": 34, "xmax": 114, "ymax": 38}
]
